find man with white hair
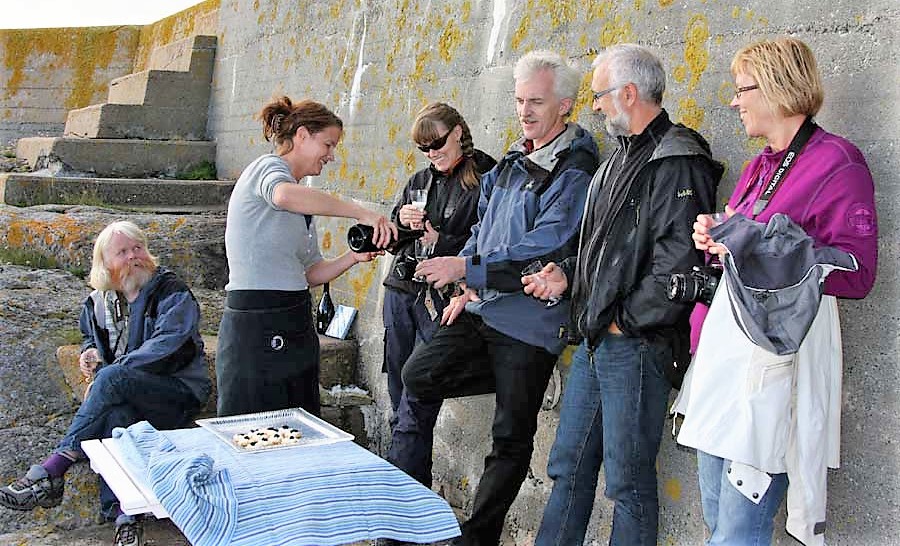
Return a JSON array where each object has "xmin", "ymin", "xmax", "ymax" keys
[
  {"xmin": 0, "ymin": 221, "xmax": 209, "ymax": 546},
  {"xmin": 523, "ymin": 44, "xmax": 723, "ymax": 546},
  {"xmin": 385, "ymin": 50, "xmax": 599, "ymax": 546}
]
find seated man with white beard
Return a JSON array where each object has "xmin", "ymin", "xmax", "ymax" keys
[{"xmin": 0, "ymin": 221, "xmax": 210, "ymax": 546}]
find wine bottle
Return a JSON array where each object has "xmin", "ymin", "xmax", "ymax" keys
[
  {"xmin": 347, "ymin": 224, "xmax": 423, "ymax": 254},
  {"xmin": 316, "ymin": 282, "xmax": 336, "ymax": 335}
]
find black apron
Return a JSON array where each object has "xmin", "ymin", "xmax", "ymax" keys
[{"xmin": 215, "ymin": 290, "xmax": 321, "ymax": 417}]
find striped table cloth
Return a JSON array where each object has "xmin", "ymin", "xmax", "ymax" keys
[{"xmin": 112, "ymin": 421, "xmax": 460, "ymax": 546}]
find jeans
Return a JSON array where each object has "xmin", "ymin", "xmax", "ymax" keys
[
  {"xmin": 389, "ymin": 312, "xmax": 557, "ymax": 546},
  {"xmin": 697, "ymin": 451, "xmax": 789, "ymax": 546},
  {"xmin": 55, "ymin": 364, "xmax": 198, "ymax": 518},
  {"xmin": 536, "ymin": 335, "xmax": 672, "ymax": 546},
  {"xmin": 382, "ymin": 288, "xmax": 442, "ymax": 413}
]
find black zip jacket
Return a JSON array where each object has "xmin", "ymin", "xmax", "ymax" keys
[
  {"xmin": 562, "ymin": 110, "xmax": 723, "ymax": 348},
  {"xmin": 383, "ymin": 149, "xmax": 497, "ymax": 293}
]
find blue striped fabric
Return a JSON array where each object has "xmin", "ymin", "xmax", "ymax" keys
[{"xmin": 112, "ymin": 421, "xmax": 460, "ymax": 546}]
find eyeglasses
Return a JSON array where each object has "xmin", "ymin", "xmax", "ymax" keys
[
  {"xmin": 416, "ymin": 128, "xmax": 454, "ymax": 153},
  {"xmin": 734, "ymin": 84, "xmax": 759, "ymax": 99},
  {"xmin": 592, "ymin": 86, "xmax": 619, "ymax": 101}
]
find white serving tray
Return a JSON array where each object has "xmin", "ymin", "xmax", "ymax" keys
[{"xmin": 196, "ymin": 407, "xmax": 354, "ymax": 454}]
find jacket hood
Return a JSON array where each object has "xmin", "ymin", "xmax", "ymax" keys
[
  {"xmin": 651, "ymin": 123, "xmax": 724, "ymax": 180},
  {"xmin": 510, "ymin": 123, "xmax": 599, "ymax": 173}
]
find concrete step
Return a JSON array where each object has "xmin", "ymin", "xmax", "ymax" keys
[
  {"xmin": 108, "ymin": 69, "xmax": 210, "ymax": 108},
  {"xmin": 148, "ymin": 34, "xmax": 216, "ymax": 75},
  {"xmin": 56, "ymin": 334, "xmax": 361, "ymax": 417},
  {"xmin": 64, "ymin": 103, "xmax": 208, "ymax": 140},
  {"xmin": 0, "ymin": 173, "xmax": 233, "ymax": 209},
  {"xmin": 17, "ymin": 137, "xmax": 216, "ymax": 178}
]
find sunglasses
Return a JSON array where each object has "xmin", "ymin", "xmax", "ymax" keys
[{"xmin": 416, "ymin": 127, "xmax": 454, "ymax": 153}]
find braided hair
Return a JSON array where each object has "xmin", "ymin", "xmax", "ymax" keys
[{"xmin": 411, "ymin": 102, "xmax": 480, "ymax": 190}]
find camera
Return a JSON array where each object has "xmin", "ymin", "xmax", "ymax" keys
[
  {"xmin": 667, "ymin": 265, "xmax": 722, "ymax": 306},
  {"xmin": 393, "ymin": 255, "xmax": 420, "ymax": 282}
]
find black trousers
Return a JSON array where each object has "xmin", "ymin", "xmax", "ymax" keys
[{"xmin": 397, "ymin": 312, "xmax": 557, "ymax": 546}]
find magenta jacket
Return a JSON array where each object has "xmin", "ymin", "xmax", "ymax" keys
[{"xmin": 690, "ymin": 127, "xmax": 878, "ymax": 351}]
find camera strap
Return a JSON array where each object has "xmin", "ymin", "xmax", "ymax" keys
[{"xmin": 748, "ymin": 116, "xmax": 817, "ymax": 218}]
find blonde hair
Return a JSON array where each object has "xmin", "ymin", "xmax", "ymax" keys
[
  {"xmin": 89, "ymin": 221, "xmax": 158, "ymax": 291},
  {"xmin": 731, "ymin": 37, "xmax": 824, "ymax": 117}
]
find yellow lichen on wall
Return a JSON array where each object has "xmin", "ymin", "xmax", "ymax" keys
[
  {"xmin": 538, "ymin": 0, "xmax": 578, "ymax": 29},
  {"xmin": 569, "ymin": 71, "xmax": 595, "ymax": 124},
  {"xmin": 659, "ymin": 0, "xmax": 675, "ymax": 6},
  {"xmin": 321, "ymin": 230, "xmax": 333, "ymax": 251},
  {"xmin": 134, "ymin": 0, "xmax": 220, "ymax": 72},
  {"xmin": 676, "ymin": 96, "xmax": 704, "ymax": 130},
  {"xmin": 350, "ymin": 261, "xmax": 378, "ymax": 310},
  {"xmin": 664, "ymin": 478, "xmax": 682, "ymax": 501},
  {"xmin": 438, "ymin": 18, "xmax": 467, "ymax": 62},
  {"xmin": 683, "ymin": 14, "xmax": 710, "ymax": 92},
  {"xmin": 510, "ymin": 5, "xmax": 533, "ymax": 51},
  {"xmin": 2, "ymin": 27, "xmax": 138, "ymax": 108},
  {"xmin": 600, "ymin": 14, "xmax": 634, "ymax": 47}
]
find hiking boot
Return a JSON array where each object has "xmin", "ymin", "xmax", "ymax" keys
[
  {"xmin": 114, "ymin": 516, "xmax": 144, "ymax": 546},
  {"xmin": 0, "ymin": 464, "xmax": 64, "ymax": 511}
]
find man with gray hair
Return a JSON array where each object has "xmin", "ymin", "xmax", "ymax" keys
[
  {"xmin": 0, "ymin": 221, "xmax": 209, "ymax": 546},
  {"xmin": 384, "ymin": 50, "xmax": 598, "ymax": 546},
  {"xmin": 523, "ymin": 44, "xmax": 723, "ymax": 545}
]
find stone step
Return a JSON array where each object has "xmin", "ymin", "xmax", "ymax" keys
[
  {"xmin": 17, "ymin": 137, "xmax": 216, "ymax": 178},
  {"xmin": 0, "ymin": 203, "xmax": 227, "ymax": 289},
  {"xmin": 56, "ymin": 334, "xmax": 364, "ymax": 425},
  {"xmin": 107, "ymin": 69, "xmax": 209, "ymax": 108},
  {"xmin": 0, "ymin": 173, "xmax": 233, "ymax": 209},
  {"xmin": 64, "ymin": 103, "xmax": 208, "ymax": 140}
]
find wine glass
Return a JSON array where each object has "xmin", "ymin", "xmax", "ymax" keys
[
  {"xmin": 411, "ymin": 189, "xmax": 428, "ymax": 211},
  {"xmin": 412, "ymin": 239, "xmax": 434, "ymax": 282},
  {"xmin": 521, "ymin": 260, "xmax": 561, "ymax": 308}
]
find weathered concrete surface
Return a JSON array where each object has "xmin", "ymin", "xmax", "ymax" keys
[
  {"xmin": 0, "ymin": 173, "xmax": 234, "ymax": 210},
  {"xmin": 16, "ymin": 137, "xmax": 217, "ymax": 179},
  {"xmin": 0, "ymin": 27, "xmax": 142, "ymax": 143},
  {"xmin": 65, "ymin": 35, "xmax": 217, "ymax": 141},
  {"xmin": 0, "ymin": 204, "xmax": 227, "ymax": 289}
]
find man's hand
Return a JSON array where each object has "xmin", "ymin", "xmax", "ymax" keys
[
  {"xmin": 79, "ymin": 348, "xmax": 101, "ymax": 378},
  {"xmin": 416, "ymin": 256, "xmax": 466, "ymax": 289},
  {"xmin": 441, "ymin": 286, "xmax": 481, "ymax": 326},
  {"xmin": 521, "ymin": 261, "xmax": 568, "ymax": 300}
]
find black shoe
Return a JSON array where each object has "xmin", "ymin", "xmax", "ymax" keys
[
  {"xmin": 0, "ymin": 464, "xmax": 64, "ymax": 511},
  {"xmin": 114, "ymin": 516, "xmax": 144, "ymax": 546}
]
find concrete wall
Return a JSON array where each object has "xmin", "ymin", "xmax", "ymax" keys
[
  {"xmin": 0, "ymin": 26, "xmax": 141, "ymax": 143},
  {"xmin": 0, "ymin": 0, "xmax": 221, "ymax": 145},
  {"xmin": 0, "ymin": 0, "xmax": 897, "ymax": 543}
]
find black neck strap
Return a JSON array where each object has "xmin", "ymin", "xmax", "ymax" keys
[{"xmin": 750, "ymin": 116, "xmax": 818, "ymax": 217}]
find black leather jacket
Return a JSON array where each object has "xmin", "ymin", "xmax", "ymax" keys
[
  {"xmin": 561, "ymin": 111, "xmax": 723, "ymax": 348},
  {"xmin": 383, "ymin": 149, "xmax": 496, "ymax": 294}
]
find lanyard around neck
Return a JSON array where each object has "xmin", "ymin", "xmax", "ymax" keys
[{"xmin": 745, "ymin": 116, "xmax": 817, "ymax": 218}]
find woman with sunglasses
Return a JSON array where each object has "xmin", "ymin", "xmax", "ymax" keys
[
  {"xmin": 381, "ymin": 102, "xmax": 496, "ymax": 422},
  {"xmin": 679, "ymin": 38, "xmax": 877, "ymax": 545}
]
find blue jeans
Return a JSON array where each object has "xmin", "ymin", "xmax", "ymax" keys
[
  {"xmin": 536, "ymin": 335, "xmax": 672, "ymax": 546},
  {"xmin": 697, "ymin": 451, "xmax": 789, "ymax": 546},
  {"xmin": 56, "ymin": 364, "xmax": 198, "ymax": 518}
]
